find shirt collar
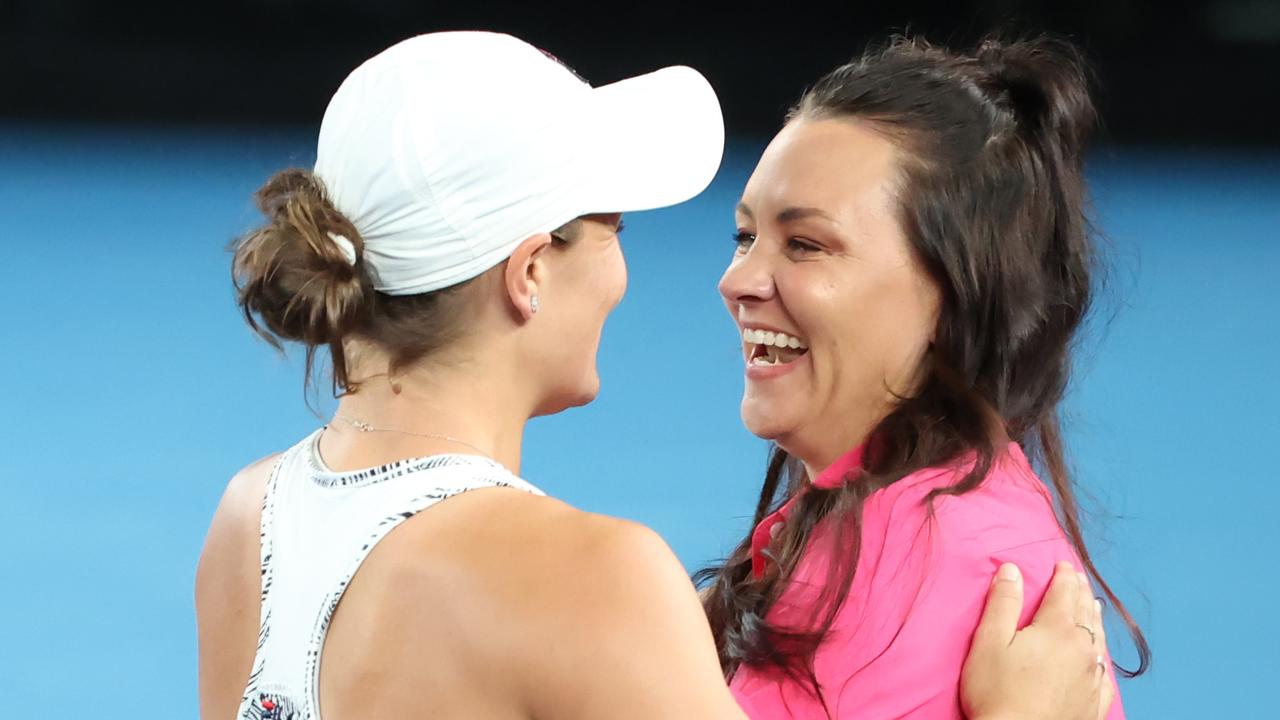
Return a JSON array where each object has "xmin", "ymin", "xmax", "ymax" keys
[{"xmin": 749, "ymin": 443, "xmax": 866, "ymax": 579}]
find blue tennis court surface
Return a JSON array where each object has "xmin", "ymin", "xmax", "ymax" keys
[{"xmin": 1, "ymin": 123, "xmax": 1275, "ymax": 717}]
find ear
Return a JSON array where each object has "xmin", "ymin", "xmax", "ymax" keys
[{"xmin": 504, "ymin": 233, "xmax": 554, "ymax": 322}]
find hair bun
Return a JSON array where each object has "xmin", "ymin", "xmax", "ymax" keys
[
  {"xmin": 232, "ymin": 168, "xmax": 371, "ymax": 350},
  {"xmin": 977, "ymin": 36, "xmax": 1097, "ymax": 155}
]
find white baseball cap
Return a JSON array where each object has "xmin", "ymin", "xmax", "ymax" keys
[{"xmin": 313, "ymin": 31, "xmax": 725, "ymax": 296}]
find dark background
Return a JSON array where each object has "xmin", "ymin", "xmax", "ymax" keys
[{"xmin": 4, "ymin": 0, "xmax": 1280, "ymax": 144}]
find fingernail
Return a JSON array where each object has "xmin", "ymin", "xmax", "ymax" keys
[
  {"xmin": 1095, "ymin": 599, "xmax": 1103, "ymax": 614},
  {"xmin": 1077, "ymin": 571, "xmax": 1089, "ymax": 588},
  {"xmin": 997, "ymin": 563, "xmax": 1021, "ymax": 582}
]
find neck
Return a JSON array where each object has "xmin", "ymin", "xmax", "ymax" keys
[
  {"xmin": 332, "ymin": 352, "xmax": 532, "ymax": 473},
  {"xmin": 790, "ymin": 408, "xmax": 885, "ymax": 484}
]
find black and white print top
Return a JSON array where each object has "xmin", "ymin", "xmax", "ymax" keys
[{"xmin": 236, "ymin": 429, "xmax": 544, "ymax": 720}]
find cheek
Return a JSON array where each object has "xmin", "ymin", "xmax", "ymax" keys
[
  {"xmin": 855, "ymin": 271, "xmax": 939, "ymax": 385},
  {"xmin": 611, "ymin": 249, "xmax": 628, "ymax": 306},
  {"xmin": 778, "ymin": 271, "xmax": 846, "ymax": 355},
  {"xmin": 597, "ymin": 242, "xmax": 628, "ymax": 310},
  {"xmin": 789, "ymin": 266, "xmax": 937, "ymax": 394},
  {"xmin": 580, "ymin": 247, "xmax": 625, "ymax": 356}
]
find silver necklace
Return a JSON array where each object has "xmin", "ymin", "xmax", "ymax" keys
[{"xmin": 332, "ymin": 412, "xmax": 493, "ymax": 459}]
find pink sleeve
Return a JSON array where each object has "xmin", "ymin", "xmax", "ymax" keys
[{"xmin": 820, "ymin": 487, "xmax": 1125, "ymax": 719}]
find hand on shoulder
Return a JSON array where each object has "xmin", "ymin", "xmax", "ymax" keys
[{"xmin": 963, "ymin": 562, "xmax": 1114, "ymax": 720}]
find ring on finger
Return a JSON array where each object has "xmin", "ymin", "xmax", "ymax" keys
[
  {"xmin": 1074, "ymin": 622, "xmax": 1097, "ymax": 644},
  {"xmin": 1095, "ymin": 653, "xmax": 1106, "ymax": 673}
]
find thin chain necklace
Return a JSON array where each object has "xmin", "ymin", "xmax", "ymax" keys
[{"xmin": 332, "ymin": 411, "xmax": 493, "ymax": 460}]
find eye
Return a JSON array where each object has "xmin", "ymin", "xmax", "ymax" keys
[
  {"xmin": 787, "ymin": 237, "xmax": 820, "ymax": 254},
  {"xmin": 733, "ymin": 231, "xmax": 756, "ymax": 252}
]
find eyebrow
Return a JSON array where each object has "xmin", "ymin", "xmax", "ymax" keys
[{"xmin": 736, "ymin": 202, "xmax": 837, "ymax": 224}]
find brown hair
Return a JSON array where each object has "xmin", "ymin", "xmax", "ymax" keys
[
  {"xmin": 232, "ymin": 168, "xmax": 491, "ymax": 397},
  {"xmin": 696, "ymin": 34, "xmax": 1149, "ymax": 710}
]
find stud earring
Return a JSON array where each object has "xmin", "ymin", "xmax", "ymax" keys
[{"xmin": 530, "ymin": 295, "xmax": 540, "ymax": 315}]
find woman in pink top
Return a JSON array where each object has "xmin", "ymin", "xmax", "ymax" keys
[{"xmin": 700, "ymin": 35, "xmax": 1150, "ymax": 718}]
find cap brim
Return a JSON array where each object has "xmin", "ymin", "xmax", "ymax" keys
[{"xmin": 575, "ymin": 66, "xmax": 725, "ymax": 213}]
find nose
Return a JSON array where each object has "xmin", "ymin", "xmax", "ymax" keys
[{"xmin": 718, "ymin": 243, "xmax": 776, "ymax": 309}]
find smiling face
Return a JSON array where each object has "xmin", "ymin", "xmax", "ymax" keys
[{"xmin": 718, "ymin": 118, "xmax": 942, "ymax": 473}]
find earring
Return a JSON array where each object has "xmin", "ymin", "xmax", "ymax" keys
[{"xmin": 530, "ymin": 295, "xmax": 540, "ymax": 315}]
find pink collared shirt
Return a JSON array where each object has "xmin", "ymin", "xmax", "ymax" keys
[{"xmin": 729, "ymin": 443, "xmax": 1124, "ymax": 719}]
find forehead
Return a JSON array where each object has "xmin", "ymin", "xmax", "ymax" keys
[{"xmin": 740, "ymin": 118, "xmax": 901, "ymax": 220}]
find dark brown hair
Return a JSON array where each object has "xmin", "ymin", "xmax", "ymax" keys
[
  {"xmin": 696, "ymin": 34, "xmax": 1149, "ymax": 708},
  {"xmin": 231, "ymin": 168, "xmax": 583, "ymax": 397}
]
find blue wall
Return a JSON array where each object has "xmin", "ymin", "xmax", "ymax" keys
[{"xmin": 1, "ymin": 125, "xmax": 1274, "ymax": 717}]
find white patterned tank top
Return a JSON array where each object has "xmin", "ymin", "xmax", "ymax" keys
[{"xmin": 235, "ymin": 429, "xmax": 544, "ymax": 720}]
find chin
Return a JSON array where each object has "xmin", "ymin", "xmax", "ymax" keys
[
  {"xmin": 534, "ymin": 376, "xmax": 600, "ymax": 417},
  {"xmin": 572, "ymin": 372, "xmax": 601, "ymax": 406},
  {"xmin": 570, "ymin": 386, "xmax": 600, "ymax": 409},
  {"xmin": 740, "ymin": 400, "xmax": 793, "ymax": 441}
]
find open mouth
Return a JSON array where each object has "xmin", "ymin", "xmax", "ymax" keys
[{"xmin": 742, "ymin": 327, "xmax": 809, "ymax": 367}]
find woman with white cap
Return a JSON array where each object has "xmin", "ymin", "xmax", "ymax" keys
[{"xmin": 197, "ymin": 32, "xmax": 1112, "ymax": 720}]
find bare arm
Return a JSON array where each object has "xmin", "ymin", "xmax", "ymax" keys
[{"xmin": 195, "ymin": 455, "xmax": 276, "ymax": 720}]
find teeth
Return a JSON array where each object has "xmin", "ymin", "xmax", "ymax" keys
[{"xmin": 741, "ymin": 327, "xmax": 808, "ymax": 350}]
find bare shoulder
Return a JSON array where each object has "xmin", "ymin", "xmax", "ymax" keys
[
  {"xmin": 392, "ymin": 487, "xmax": 696, "ymax": 614},
  {"xmin": 366, "ymin": 487, "xmax": 693, "ymax": 626},
  {"xmin": 197, "ymin": 453, "xmax": 279, "ymax": 584},
  {"xmin": 215, "ymin": 453, "xmax": 280, "ymax": 518},
  {"xmin": 419, "ymin": 489, "xmax": 747, "ymax": 712},
  {"xmin": 196, "ymin": 453, "xmax": 280, "ymax": 719},
  {"xmin": 350, "ymin": 488, "xmax": 743, "ymax": 719}
]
